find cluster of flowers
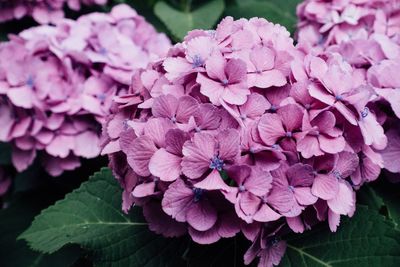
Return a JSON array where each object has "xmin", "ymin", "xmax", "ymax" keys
[
  {"xmin": 0, "ymin": 4, "xmax": 171, "ymax": 176},
  {"xmin": 0, "ymin": 0, "xmax": 107, "ymax": 24},
  {"xmin": 102, "ymin": 13, "xmax": 395, "ymax": 266},
  {"xmin": 297, "ymin": 0, "xmax": 400, "ymax": 181}
]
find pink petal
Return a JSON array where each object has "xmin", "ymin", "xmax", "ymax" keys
[
  {"xmin": 73, "ymin": 131, "xmax": 101, "ymax": 158},
  {"xmin": 7, "ymin": 86, "xmax": 35, "ymax": 108},
  {"xmin": 297, "ymin": 135, "xmax": 324, "ymax": 158},
  {"xmin": 328, "ymin": 209, "xmax": 341, "ymax": 232},
  {"xmin": 248, "ymin": 69, "xmax": 287, "ymax": 88},
  {"xmin": 189, "ymin": 225, "xmax": 220, "ymax": 245},
  {"xmin": 132, "ymin": 182, "xmax": 156, "ymax": 198},
  {"xmin": 187, "ymin": 200, "xmax": 217, "ymax": 231},
  {"xmin": 12, "ymin": 148, "xmax": 36, "ymax": 172},
  {"xmin": 217, "ymin": 129, "xmax": 240, "ymax": 160},
  {"xmin": 152, "ymin": 94, "xmax": 178, "ymax": 119},
  {"xmin": 162, "ymin": 179, "xmax": 194, "ymax": 222},
  {"xmin": 195, "ymin": 170, "xmax": 231, "ymax": 191},
  {"xmin": 327, "ymin": 180, "xmax": 355, "ymax": 215},
  {"xmin": 319, "ymin": 135, "xmax": 346, "ymax": 154},
  {"xmin": 197, "ymin": 74, "xmax": 224, "ymax": 105},
  {"xmin": 253, "ymin": 203, "xmax": 281, "ymax": 222},
  {"xmin": 381, "ymin": 129, "xmax": 400, "ymax": 173},
  {"xmin": 308, "ymin": 83, "xmax": 335, "ymax": 106},
  {"xmin": 312, "ymin": 174, "xmax": 339, "ymax": 200},
  {"xmin": 143, "ymin": 201, "xmax": 187, "ymax": 238},
  {"xmin": 182, "ymin": 133, "xmax": 215, "ymax": 179},
  {"xmin": 46, "ymin": 135, "xmax": 74, "ymax": 158},
  {"xmin": 126, "ymin": 136, "xmax": 157, "ymax": 177},
  {"xmin": 149, "ymin": 148, "xmax": 181, "ymax": 182},
  {"xmin": 258, "ymin": 113, "xmax": 285, "ymax": 145},
  {"xmin": 176, "ymin": 96, "xmax": 199, "ymax": 122},
  {"xmin": 294, "ymin": 187, "xmax": 318, "ymax": 205},
  {"xmin": 287, "ymin": 216, "xmax": 305, "ymax": 233},
  {"xmin": 277, "ymin": 104, "xmax": 303, "ymax": 132}
]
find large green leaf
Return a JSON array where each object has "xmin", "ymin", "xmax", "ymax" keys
[
  {"xmin": 20, "ymin": 168, "xmax": 187, "ymax": 267},
  {"xmin": 154, "ymin": 0, "xmax": 225, "ymax": 40},
  {"xmin": 280, "ymin": 206, "xmax": 400, "ymax": 267},
  {"xmin": 225, "ymin": 0, "xmax": 301, "ymax": 34},
  {"xmin": 0, "ymin": 193, "xmax": 81, "ymax": 267}
]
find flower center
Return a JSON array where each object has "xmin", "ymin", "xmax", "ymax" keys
[
  {"xmin": 285, "ymin": 131, "xmax": 293, "ymax": 138},
  {"xmin": 221, "ymin": 79, "xmax": 229, "ymax": 86},
  {"xmin": 170, "ymin": 115, "xmax": 177, "ymax": 123},
  {"xmin": 239, "ymin": 184, "xmax": 246, "ymax": 192},
  {"xmin": 192, "ymin": 55, "xmax": 204, "ymax": 68},
  {"xmin": 288, "ymin": 185, "xmax": 295, "ymax": 191},
  {"xmin": 193, "ymin": 188, "xmax": 204, "ymax": 202},
  {"xmin": 267, "ymin": 236, "xmax": 280, "ymax": 247},
  {"xmin": 360, "ymin": 107, "xmax": 369, "ymax": 118},
  {"xmin": 335, "ymin": 95, "xmax": 344, "ymax": 101},
  {"xmin": 99, "ymin": 47, "xmax": 108, "ymax": 55},
  {"xmin": 270, "ymin": 105, "xmax": 277, "ymax": 112},
  {"xmin": 26, "ymin": 76, "xmax": 34, "ymax": 88},
  {"xmin": 240, "ymin": 114, "xmax": 247, "ymax": 120},
  {"xmin": 209, "ymin": 155, "xmax": 224, "ymax": 171},
  {"xmin": 97, "ymin": 93, "xmax": 106, "ymax": 102},
  {"xmin": 332, "ymin": 169, "xmax": 343, "ymax": 179}
]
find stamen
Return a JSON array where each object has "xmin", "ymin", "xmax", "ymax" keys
[
  {"xmin": 209, "ymin": 155, "xmax": 224, "ymax": 171},
  {"xmin": 193, "ymin": 188, "xmax": 204, "ymax": 202}
]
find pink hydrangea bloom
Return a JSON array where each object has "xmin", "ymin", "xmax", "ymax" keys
[
  {"xmin": 102, "ymin": 15, "xmax": 395, "ymax": 267},
  {"xmin": 296, "ymin": 0, "xmax": 400, "ymax": 183},
  {"xmin": 0, "ymin": 0, "xmax": 107, "ymax": 24},
  {"xmin": 0, "ymin": 4, "xmax": 171, "ymax": 176}
]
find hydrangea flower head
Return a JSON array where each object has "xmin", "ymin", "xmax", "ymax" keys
[
  {"xmin": 101, "ymin": 15, "xmax": 397, "ymax": 266},
  {"xmin": 0, "ymin": 4, "xmax": 171, "ymax": 176},
  {"xmin": 0, "ymin": 0, "xmax": 107, "ymax": 24}
]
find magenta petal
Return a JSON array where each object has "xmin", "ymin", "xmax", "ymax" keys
[
  {"xmin": 176, "ymin": 96, "xmax": 199, "ymax": 122},
  {"xmin": 328, "ymin": 209, "xmax": 341, "ymax": 232},
  {"xmin": 132, "ymin": 182, "xmax": 156, "ymax": 198},
  {"xmin": 182, "ymin": 132, "xmax": 215, "ymax": 179},
  {"xmin": 73, "ymin": 131, "xmax": 101, "ymax": 158},
  {"xmin": 12, "ymin": 148, "xmax": 36, "ymax": 172},
  {"xmin": 162, "ymin": 179, "xmax": 194, "ymax": 222},
  {"xmin": 126, "ymin": 136, "xmax": 157, "ymax": 177},
  {"xmin": 253, "ymin": 203, "xmax": 281, "ymax": 222},
  {"xmin": 187, "ymin": 200, "xmax": 217, "ymax": 231},
  {"xmin": 286, "ymin": 216, "xmax": 305, "ymax": 233},
  {"xmin": 258, "ymin": 113, "xmax": 285, "ymax": 146},
  {"xmin": 293, "ymin": 187, "xmax": 317, "ymax": 205},
  {"xmin": 297, "ymin": 135, "xmax": 324, "ymax": 158},
  {"xmin": 189, "ymin": 225, "xmax": 220, "ymax": 245},
  {"xmin": 152, "ymin": 94, "xmax": 178, "ymax": 119},
  {"xmin": 149, "ymin": 148, "xmax": 181, "ymax": 182},
  {"xmin": 381, "ymin": 129, "xmax": 400, "ymax": 173},
  {"xmin": 217, "ymin": 129, "xmax": 240, "ymax": 160},
  {"xmin": 319, "ymin": 135, "xmax": 346, "ymax": 154},
  {"xmin": 143, "ymin": 201, "xmax": 187, "ymax": 237},
  {"xmin": 327, "ymin": 180, "xmax": 355, "ymax": 215},
  {"xmin": 312, "ymin": 174, "xmax": 339, "ymax": 200},
  {"xmin": 195, "ymin": 170, "xmax": 231, "ymax": 191}
]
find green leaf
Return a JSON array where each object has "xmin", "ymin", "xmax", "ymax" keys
[
  {"xmin": 225, "ymin": 0, "xmax": 300, "ymax": 34},
  {"xmin": 373, "ymin": 180, "xmax": 400, "ymax": 230},
  {"xmin": 0, "ymin": 142, "xmax": 12, "ymax": 165},
  {"xmin": 0, "ymin": 193, "xmax": 81, "ymax": 267},
  {"xmin": 280, "ymin": 206, "xmax": 400, "ymax": 267},
  {"xmin": 154, "ymin": 0, "xmax": 225, "ymax": 40},
  {"xmin": 20, "ymin": 168, "xmax": 187, "ymax": 267}
]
